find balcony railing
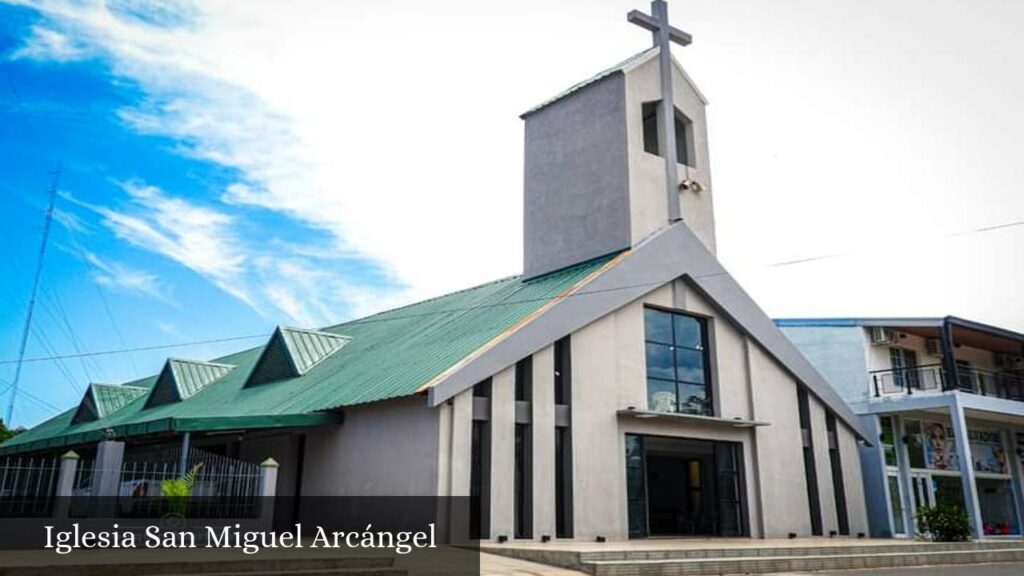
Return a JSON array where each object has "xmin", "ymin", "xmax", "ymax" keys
[{"xmin": 871, "ymin": 364, "xmax": 1024, "ymax": 401}]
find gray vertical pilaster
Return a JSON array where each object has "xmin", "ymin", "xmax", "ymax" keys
[
  {"xmin": 950, "ymin": 397, "xmax": 983, "ymax": 538},
  {"xmin": 1005, "ymin": 429, "xmax": 1024, "ymax": 537},
  {"xmin": 531, "ymin": 347, "xmax": 556, "ymax": 540},
  {"xmin": 53, "ymin": 450, "xmax": 79, "ymax": 518},
  {"xmin": 940, "ymin": 320, "xmax": 959, "ymax": 391},
  {"xmin": 259, "ymin": 458, "xmax": 279, "ymax": 530},
  {"xmin": 93, "ymin": 440, "xmax": 125, "ymax": 498},
  {"xmin": 893, "ymin": 415, "xmax": 916, "ymax": 536},
  {"xmin": 92, "ymin": 440, "xmax": 125, "ymax": 518}
]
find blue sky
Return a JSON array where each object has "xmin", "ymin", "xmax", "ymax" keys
[
  {"xmin": 0, "ymin": 1, "xmax": 408, "ymax": 427},
  {"xmin": 2, "ymin": 0, "xmax": 1023, "ymax": 429}
]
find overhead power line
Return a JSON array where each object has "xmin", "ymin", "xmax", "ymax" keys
[
  {"xmin": 0, "ymin": 333, "xmax": 269, "ymax": 366},
  {"xmin": 2, "ymin": 215, "xmax": 1023, "ymax": 371}
]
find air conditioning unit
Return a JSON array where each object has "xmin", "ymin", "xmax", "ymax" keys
[
  {"xmin": 925, "ymin": 338, "xmax": 943, "ymax": 358},
  {"xmin": 869, "ymin": 327, "xmax": 897, "ymax": 346}
]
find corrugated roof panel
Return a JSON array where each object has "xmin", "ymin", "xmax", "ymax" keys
[
  {"xmin": 73, "ymin": 383, "xmax": 149, "ymax": 423},
  {"xmin": 169, "ymin": 359, "xmax": 234, "ymax": 399},
  {"xmin": 146, "ymin": 359, "xmax": 235, "ymax": 407},
  {"xmin": 0, "ymin": 254, "xmax": 616, "ymax": 453},
  {"xmin": 280, "ymin": 327, "xmax": 351, "ymax": 374}
]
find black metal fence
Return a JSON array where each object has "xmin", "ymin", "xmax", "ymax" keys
[
  {"xmin": 117, "ymin": 447, "xmax": 262, "ymax": 518},
  {"xmin": 0, "ymin": 456, "xmax": 61, "ymax": 517},
  {"xmin": 0, "ymin": 447, "xmax": 263, "ymax": 519},
  {"xmin": 872, "ymin": 364, "xmax": 1024, "ymax": 401}
]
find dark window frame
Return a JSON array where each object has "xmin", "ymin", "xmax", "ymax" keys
[
  {"xmin": 643, "ymin": 306, "xmax": 714, "ymax": 416},
  {"xmin": 515, "ymin": 357, "xmax": 533, "ymax": 402},
  {"xmin": 640, "ymin": 101, "xmax": 696, "ymax": 167},
  {"xmin": 514, "ymin": 422, "xmax": 533, "ymax": 539},
  {"xmin": 826, "ymin": 411, "xmax": 850, "ymax": 535},
  {"xmin": 797, "ymin": 386, "xmax": 824, "ymax": 536}
]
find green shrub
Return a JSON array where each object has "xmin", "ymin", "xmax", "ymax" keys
[
  {"xmin": 916, "ymin": 503, "xmax": 972, "ymax": 542},
  {"xmin": 161, "ymin": 463, "xmax": 203, "ymax": 518}
]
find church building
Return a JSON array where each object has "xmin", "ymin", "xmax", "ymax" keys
[{"xmin": 1, "ymin": 3, "xmax": 871, "ymax": 541}]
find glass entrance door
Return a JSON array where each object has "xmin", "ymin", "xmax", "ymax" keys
[{"xmin": 625, "ymin": 434, "xmax": 747, "ymax": 538}]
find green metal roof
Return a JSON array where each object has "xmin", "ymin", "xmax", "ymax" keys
[
  {"xmin": 147, "ymin": 359, "xmax": 235, "ymax": 407},
  {"xmin": 0, "ymin": 255, "xmax": 615, "ymax": 455},
  {"xmin": 72, "ymin": 383, "xmax": 149, "ymax": 424}
]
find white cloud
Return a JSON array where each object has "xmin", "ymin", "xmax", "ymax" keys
[
  {"xmin": 5, "ymin": 0, "xmax": 530, "ymax": 325},
  {"xmin": 82, "ymin": 250, "xmax": 175, "ymax": 304},
  {"xmin": 85, "ymin": 183, "xmax": 262, "ymax": 311},
  {"xmin": 10, "ymin": 0, "xmax": 1024, "ymax": 333},
  {"xmin": 11, "ymin": 24, "xmax": 86, "ymax": 61}
]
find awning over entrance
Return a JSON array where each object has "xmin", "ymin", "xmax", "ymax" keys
[{"xmin": 618, "ymin": 408, "xmax": 768, "ymax": 428}]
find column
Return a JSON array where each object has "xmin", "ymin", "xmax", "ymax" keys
[
  {"xmin": 53, "ymin": 450, "xmax": 79, "ymax": 519},
  {"xmin": 93, "ymin": 440, "xmax": 125, "ymax": 497},
  {"xmin": 893, "ymin": 415, "xmax": 916, "ymax": 536},
  {"xmin": 531, "ymin": 346, "xmax": 556, "ymax": 539},
  {"xmin": 92, "ymin": 439, "xmax": 125, "ymax": 517},
  {"xmin": 448, "ymin": 390, "xmax": 473, "ymax": 543},
  {"xmin": 1005, "ymin": 430, "xmax": 1024, "ymax": 538},
  {"xmin": 950, "ymin": 398, "xmax": 983, "ymax": 538},
  {"xmin": 489, "ymin": 366, "xmax": 515, "ymax": 539},
  {"xmin": 259, "ymin": 458, "xmax": 279, "ymax": 530}
]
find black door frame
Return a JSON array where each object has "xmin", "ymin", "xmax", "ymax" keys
[{"xmin": 625, "ymin": 433, "xmax": 749, "ymax": 538}]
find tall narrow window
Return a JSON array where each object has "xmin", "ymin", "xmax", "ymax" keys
[
  {"xmin": 514, "ymin": 423, "xmax": 532, "ymax": 539},
  {"xmin": 826, "ymin": 411, "xmax": 850, "ymax": 535},
  {"xmin": 469, "ymin": 419, "xmax": 491, "ymax": 540},
  {"xmin": 513, "ymin": 357, "xmax": 532, "ymax": 539},
  {"xmin": 553, "ymin": 336, "xmax": 574, "ymax": 538},
  {"xmin": 515, "ymin": 357, "xmax": 532, "ymax": 402},
  {"xmin": 879, "ymin": 416, "xmax": 897, "ymax": 467},
  {"xmin": 798, "ymin": 386, "xmax": 823, "ymax": 536},
  {"xmin": 644, "ymin": 307, "xmax": 712, "ymax": 415},
  {"xmin": 473, "ymin": 379, "xmax": 491, "ymax": 398},
  {"xmin": 554, "ymin": 337, "xmax": 571, "ymax": 405}
]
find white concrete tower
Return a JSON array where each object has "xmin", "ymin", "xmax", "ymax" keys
[{"xmin": 522, "ymin": 48, "xmax": 715, "ymax": 278}]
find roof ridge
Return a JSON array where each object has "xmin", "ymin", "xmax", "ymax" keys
[{"xmin": 91, "ymin": 382, "xmax": 148, "ymax": 391}]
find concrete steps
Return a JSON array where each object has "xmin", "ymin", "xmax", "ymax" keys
[
  {"xmin": 586, "ymin": 547, "xmax": 1024, "ymax": 575},
  {"xmin": 0, "ymin": 557, "xmax": 401, "ymax": 576},
  {"xmin": 579, "ymin": 539, "xmax": 1024, "ymax": 561},
  {"xmin": 484, "ymin": 540, "xmax": 1024, "ymax": 575}
]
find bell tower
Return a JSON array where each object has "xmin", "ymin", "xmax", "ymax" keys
[{"xmin": 522, "ymin": 3, "xmax": 715, "ymax": 278}]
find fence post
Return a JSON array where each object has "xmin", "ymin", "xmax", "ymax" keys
[
  {"xmin": 93, "ymin": 440, "xmax": 125, "ymax": 517},
  {"xmin": 259, "ymin": 458, "xmax": 278, "ymax": 529},
  {"xmin": 53, "ymin": 450, "xmax": 79, "ymax": 518}
]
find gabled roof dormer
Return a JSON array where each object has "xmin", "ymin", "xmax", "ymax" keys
[
  {"xmin": 245, "ymin": 326, "xmax": 352, "ymax": 387},
  {"xmin": 72, "ymin": 383, "xmax": 148, "ymax": 424},
  {"xmin": 145, "ymin": 358, "xmax": 235, "ymax": 408}
]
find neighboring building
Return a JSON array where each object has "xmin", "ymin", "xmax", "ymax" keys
[
  {"xmin": 1, "ymin": 46, "xmax": 872, "ymax": 541},
  {"xmin": 778, "ymin": 317, "xmax": 1024, "ymax": 540}
]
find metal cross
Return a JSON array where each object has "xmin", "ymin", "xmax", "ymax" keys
[{"xmin": 628, "ymin": 1, "xmax": 692, "ymax": 223}]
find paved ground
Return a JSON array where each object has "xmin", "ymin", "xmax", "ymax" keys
[{"xmin": 480, "ymin": 551, "xmax": 587, "ymax": 575}]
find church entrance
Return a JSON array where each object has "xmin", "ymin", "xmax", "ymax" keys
[{"xmin": 626, "ymin": 434, "xmax": 747, "ymax": 538}]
